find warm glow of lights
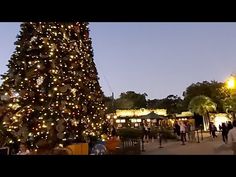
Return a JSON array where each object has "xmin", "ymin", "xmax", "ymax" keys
[
  {"xmin": 1, "ymin": 22, "xmax": 106, "ymax": 146},
  {"xmin": 120, "ymin": 119, "xmax": 126, "ymax": 123},
  {"xmin": 226, "ymin": 76, "xmax": 235, "ymax": 89},
  {"xmin": 115, "ymin": 108, "xmax": 167, "ymax": 117},
  {"xmin": 214, "ymin": 113, "xmax": 231, "ymax": 130}
]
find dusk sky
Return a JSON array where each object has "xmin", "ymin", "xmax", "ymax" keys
[{"xmin": 0, "ymin": 22, "xmax": 236, "ymax": 100}]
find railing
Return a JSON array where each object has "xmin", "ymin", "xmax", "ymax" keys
[{"xmin": 114, "ymin": 138, "xmax": 141, "ymax": 155}]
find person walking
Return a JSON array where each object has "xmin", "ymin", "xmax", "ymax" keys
[
  {"xmin": 212, "ymin": 124, "xmax": 217, "ymax": 139},
  {"xmin": 228, "ymin": 120, "xmax": 236, "ymax": 155},
  {"xmin": 179, "ymin": 121, "xmax": 186, "ymax": 145},
  {"xmin": 220, "ymin": 123, "xmax": 228, "ymax": 143}
]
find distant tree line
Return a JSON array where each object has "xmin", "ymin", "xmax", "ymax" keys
[{"xmin": 103, "ymin": 80, "xmax": 235, "ymax": 118}]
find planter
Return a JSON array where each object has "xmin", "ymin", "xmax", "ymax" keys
[
  {"xmin": 105, "ymin": 138, "xmax": 121, "ymax": 154},
  {"xmin": 66, "ymin": 143, "xmax": 89, "ymax": 155}
]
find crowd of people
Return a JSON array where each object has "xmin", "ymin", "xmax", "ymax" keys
[
  {"xmin": 172, "ymin": 120, "xmax": 196, "ymax": 144},
  {"xmin": 210, "ymin": 121, "xmax": 233, "ymax": 143},
  {"xmin": 1, "ymin": 119, "xmax": 236, "ymax": 155}
]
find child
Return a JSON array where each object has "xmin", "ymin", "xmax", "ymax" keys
[{"xmin": 17, "ymin": 143, "xmax": 30, "ymax": 155}]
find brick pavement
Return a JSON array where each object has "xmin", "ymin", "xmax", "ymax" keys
[{"xmin": 142, "ymin": 132, "xmax": 234, "ymax": 155}]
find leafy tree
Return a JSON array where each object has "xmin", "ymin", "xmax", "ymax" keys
[
  {"xmin": 223, "ymin": 95, "xmax": 236, "ymax": 120},
  {"xmin": 188, "ymin": 95, "xmax": 216, "ymax": 130},
  {"xmin": 147, "ymin": 99, "xmax": 162, "ymax": 109},
  {"xmin": 115, "ymin": 91, "xmax": 147, "ymax": 109},
  {"xmin": 147, "ymin": 95, "xmax": 184, "ymax": 114},
  {"xmin": 183, "ymin": 80, "xmax": 228, "ymax": 112}
]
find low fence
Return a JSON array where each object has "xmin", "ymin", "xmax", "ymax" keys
[{"xmin": 106, "ymin": 138, "xmax": 141, "ymax": 155}]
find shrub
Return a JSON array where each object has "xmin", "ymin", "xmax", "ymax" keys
[
  {"xmin": 117, "ymin": 128, "xmax": 142, "ymax": 139},
  {"xmin": 159, "ymin": 128, "xmax": 177, "ymax": 139}
]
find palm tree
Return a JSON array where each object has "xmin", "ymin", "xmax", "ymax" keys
[{"xmin": 188, "ymin": 95, "xmax": 217, "ymax": 130}]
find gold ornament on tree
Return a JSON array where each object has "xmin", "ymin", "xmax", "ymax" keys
[
  {"xmin": 30, "ymin": 36, "xmax": 37, "ymax": 43},
  {"xmin": 25, "ymin": 68, "xmax": 37, "ymax": 78},
  {"xmin": 14, "ymin": 74, "xmax": 21, "ymax": 85},
  {"xmin": 50, "ymin": 60, "xmax": 58, "ymax": 70},
  {"xmin": 63, "ymin": 32, "xmax": 69, "ymax": 41},
  {"xmin": 36, "ymin": 76, "xmax": 44, "ymax": 86},
  {"xmin": 56, "ymin": 124, "xmax": 65, "ymax": 132},
  {"xmin": 10, "ymin": 103, "xmax": 20, "ymax": 110},
  {"xmin": 51, "ymin": 43, "xmax": 57, "ymax": 51},
  {"xmin": 59, "ymin": 85, "xmax": 67, "ymax": 93},
  {"xmin": 71, "ymin": 88, "xmax": 77, "ymax": 97},
  {"xmin": 43, "ymin": 37, "xmax": 48, "ymax": 44},
  {"xmin": 59, "ymin": 84, "xmax": 71, "ymax": 93},
  {"xmin": 56, "ymin": 119, "xmax": 65, "ymax": 139},
  {"xmin": 40, "ymin": 53, "xmax": 48, "ymax": 59},
  {"xmin": 75, "ymin": 46, "xmax": 80, "ymax": 53},
  {"xmin": 36, "ymin": 25, "xmax": 42, "ymax": 33},
  {"xmin": 3, "ymin": 112, "xmax": 13, "ymax": 122},
  {"xmin": 1, "ymin": 94, "xmax": 10, "ymax": 101},
  {"xmin": 82, "ymin": 105, "xmax": 87, "ymax": 113},
  {"xmin": 71, "ymin": 118, "xmax": 79, "ymax": 126},
  {"xmin": 73, "ymin": 25, "xmax": 80, "ymax": 33},
  {"xmin": 59, "ymin": 100, "xmax": 67, "ymax": 110}
]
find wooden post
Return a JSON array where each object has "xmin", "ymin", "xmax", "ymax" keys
[
  {"xmin": 201, "ymin": 128, "xmax": 203, "ymax": 141},
  {"xmin": 196, "ymin": 129, "xmax": 200, "ymax": 143},
  {"xmin": 159, "ymin": 132, "xmax": 163, "ymax": 148},
  {"xmin": 141, "ymin": 138, "xmax": 145, "ymax": 152}
]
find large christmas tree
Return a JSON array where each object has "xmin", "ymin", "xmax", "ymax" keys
[{"xmin": 0, "ymin": 22, "xmax": 106, "ymax": 148}]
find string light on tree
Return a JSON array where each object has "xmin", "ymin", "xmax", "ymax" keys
[{"xmin": 0, "ymin": 22, "xmax": 106, "ymax": 149}]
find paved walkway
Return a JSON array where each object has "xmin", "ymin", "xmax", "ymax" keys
[{"xmin": 142, "ymin": 133, "xmax": 234, "ymax": 155}]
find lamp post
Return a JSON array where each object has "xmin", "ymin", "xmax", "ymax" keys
[
  {"xmin": 159, "ymin": 131, "xmax": 163, "ymax": 148},
  {"xmin": 226, "ymin": 75, "xmax": 235, "ymax": 90},
  {"xmin": 196, "ymin": 128, "xmax": 200, "ymax": 143},
  {"xmin": 200, "ymin": 124, "xmax": 203, "ymax": 141},
  {"xmin": 226, "ymin": 75, "xmax": 236, "ymax": 120}
]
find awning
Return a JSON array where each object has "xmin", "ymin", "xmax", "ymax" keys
[{"xmin": 139, "ymin": 111, "xmax": 166, "ymax": 120}]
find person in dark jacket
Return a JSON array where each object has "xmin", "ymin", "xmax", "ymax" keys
[
  {"xmin": 212, "ymin": 124, "xmax": 217, "ymax": 139},
  {"xmin": 220, "ymin": 123, "xmax": 228, "ymax": 143},
  {"xmin": 227, "ymin": 121, "xmax": 233, "ymax": 131}
]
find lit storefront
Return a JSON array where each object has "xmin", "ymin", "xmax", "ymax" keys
[
  {"xmin": 209, "ymin": 113, "xmax": 233, "ymax": 129},
  {"xmin": 106, "ymin": 108, "xmax": 167, "ymax": 128},
  {"xmin": 167, "ymin": 112, "xmax": 195, "ymax": 128}
]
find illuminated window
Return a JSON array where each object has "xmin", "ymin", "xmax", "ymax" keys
[
  {"xmin": 120, "ymin": 119, "xmax": 126, "ymax": 123},
  {"xmin": 137, "ymin": 119, "xmax": 141, "ymax": 123},
  {"xmin": 116, "ymin": 119, "xmax": 121, "ymax": 123}
]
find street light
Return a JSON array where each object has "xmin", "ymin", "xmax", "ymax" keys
[
  {"xmin": 226, "ymin": 75, "xmax": 236, "ymax": 90},
  {"xmin": 225, "ymin": 75, "xmax": 236, "ymax": 120}
]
